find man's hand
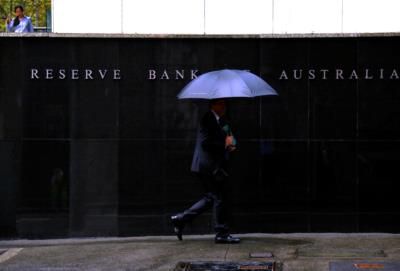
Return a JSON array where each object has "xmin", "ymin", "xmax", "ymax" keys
[
  {"xmin": 5, "ymin": 17, "xmax": 10, "ymax": 24},
  {"xmin": 225, "ymin": 135, "xmax": 234, "ymax": 147},
  {"xmin": 225, "ymin": 136, "xmax": 236, "ymax": 152}
]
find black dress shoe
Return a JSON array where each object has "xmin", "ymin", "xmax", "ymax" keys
[
  {"xmin": 215, "ymin": 235, "xmax": 241, "ymax": 244},
  {"xmin": 170, "ymin": 215, "xmax": 184, "ymax": 241}
]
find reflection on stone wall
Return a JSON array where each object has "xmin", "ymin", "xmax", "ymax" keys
[{"xmin": 0, "ymin": 37, "xmax": 400, "ymax": 238}]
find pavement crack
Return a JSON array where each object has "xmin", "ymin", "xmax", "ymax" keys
[{"xmin": 224, "ymin": 245, "xmax": 230, "ymax": 261}]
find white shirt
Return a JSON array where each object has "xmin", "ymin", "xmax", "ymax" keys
[
  {"xmin": 211, "ymin": 110, "xmax": 220, "ymax": 123},
  {"xmin": 7, "ymin": 16, "xmax": 34, "ymax": 33}
]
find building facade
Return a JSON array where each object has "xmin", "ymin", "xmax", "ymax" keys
[{"xmin": 52, "ymin": 0, "xmax": 400, "ymax": 34}]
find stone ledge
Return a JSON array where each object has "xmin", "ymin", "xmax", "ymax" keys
[{"xmin": 1, "ymin": 32, "xmax": 400, "ymax": 39}]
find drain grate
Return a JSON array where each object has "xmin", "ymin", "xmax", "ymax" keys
[
  {"xmin": 330, "ymin": 261, "xmax": 400, "ymax": 271},
  {"xmin": 249, "ymin": 252, "xmax": 274, "ymax": 259},
  {"xmin": 174, "ymin": 261, "xmax": 276, "ymax": 271}
]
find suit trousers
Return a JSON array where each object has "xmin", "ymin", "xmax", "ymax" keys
[{"xmin": 178, "ymin": 171, "xmax": 230, "ymax": 236}]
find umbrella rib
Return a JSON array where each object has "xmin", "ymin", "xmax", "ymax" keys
[{"xmin": 213, "ymin": 72, "xmax": 222, "ymax": 99}]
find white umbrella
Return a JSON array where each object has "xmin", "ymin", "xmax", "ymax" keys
[{"xmin": 177, "ymin": 69, "xmax": 277, "ymax": 99}]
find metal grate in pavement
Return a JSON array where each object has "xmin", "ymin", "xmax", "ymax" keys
[
  {"xmin": 174, "ymin": 261, "xmax": 276, "ymax": 271},
  {"xmin": 330, "ymin": 261, "xmax": 400, "ymax": 271}
]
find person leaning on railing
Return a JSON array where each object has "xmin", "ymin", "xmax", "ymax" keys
[{"xmin": 5, "ymin": 5, "xmax": 33, "ymax": 33}]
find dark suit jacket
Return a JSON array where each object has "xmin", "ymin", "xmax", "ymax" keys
[{"xmin": 191, "ymin": 111, "xmax": 230, "ymax": 175}]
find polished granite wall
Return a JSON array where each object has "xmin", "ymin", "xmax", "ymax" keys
[{"xmin": 0, "ymin": 37, "xmax": 399, "ymax": 238}]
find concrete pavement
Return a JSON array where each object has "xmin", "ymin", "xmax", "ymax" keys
[{"xmin": 0, "ymin": 233, "xmax": 399, "ymax": 271}]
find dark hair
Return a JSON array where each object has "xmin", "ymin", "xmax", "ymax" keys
[
  {"xmin": 12, "ymin": 5, "xmax": 24, "ymax": 27},
  {"xmin": 14, "ymin": 5, "xmax": 24, "ymax": 12},
  {"xmin": 209, "ymin": 98, "xmax": 225, "ymax": 106}
]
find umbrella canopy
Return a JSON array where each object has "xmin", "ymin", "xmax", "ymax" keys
[{"xmin": 177, "ymin": 69, "xmax": 277, "ymax": 99}]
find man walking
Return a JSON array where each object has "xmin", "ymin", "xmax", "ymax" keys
[{"xmin": 171, "ymin": 99, "xmax": 240, "ymax": 244}]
